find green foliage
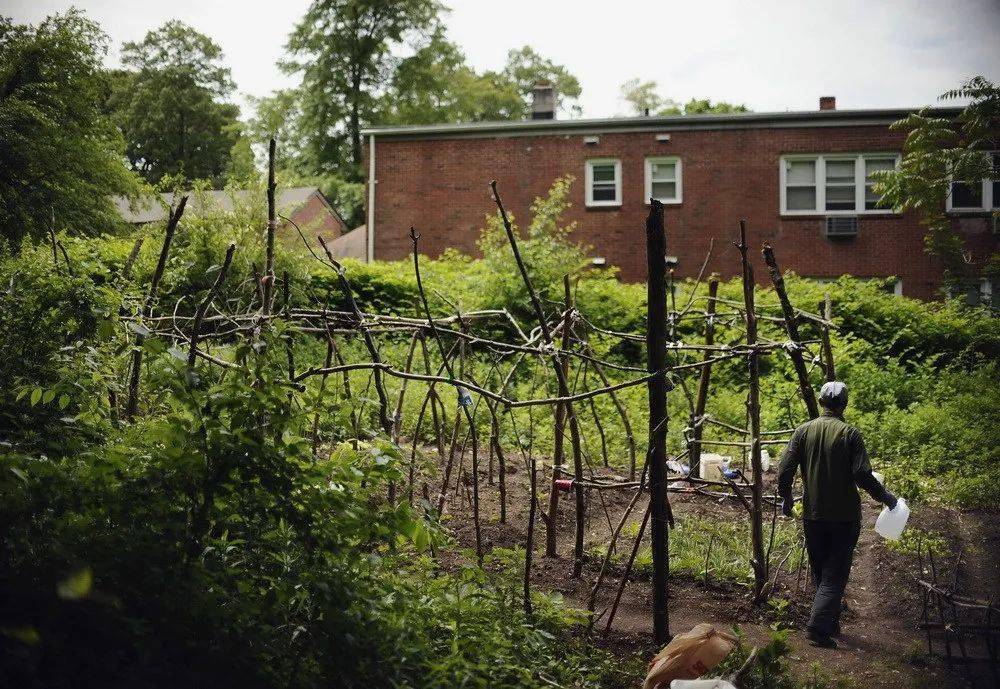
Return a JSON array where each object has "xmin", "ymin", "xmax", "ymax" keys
[
  {"xmin": 477, "ymin": 174, "xmax": 591, "ymax": 315},
  {"xmin": 876, "ymin": 76, "xmax": 999, "ymax": 292},
  {"xmin": 612, "ymin": 514, "xmax": 802, "ymax": 586},
  {"xmin": 715, "ymin": 627, "xmax": 855, "ymax": 688},
  {"xmin": 619, "ymin": 77, "xmax": 749, "ymax": 116},
  {"xmin": 108, "ymin": 20, "xmax": 242, "ymax": 185},
  {"xmin": 284, "ymin": 0, "xmax": 444, "ymax": 176},
  {"xmin": 0, "ymin": 11, "xmax": 140, "ymax": 247}
]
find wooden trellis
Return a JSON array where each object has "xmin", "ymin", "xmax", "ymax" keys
[{"xmin": 122, "ymin": 139, "xmax": 839, "ymax": 645}]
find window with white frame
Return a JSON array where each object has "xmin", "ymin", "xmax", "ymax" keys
[
  {"xmin": 585, "ymin": 159, "xmax": 621, "ymax": 207},
  {"xmin": 946, "ymin": 152, "xmax": 1000, "ymax": 212},
  {"xmin": 645, "ymin": 157, "xmax": 682, "ymax": 204},
  {"xmin": 780, "ymin": 154, "xmax": 900, "ymax": 215}
]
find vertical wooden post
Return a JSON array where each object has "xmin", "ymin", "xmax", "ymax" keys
[
  {"xmin": 689, "ymin": 278, "xmax": 719, "ymax": 476},
  {"xmin": 736, "ymin": 220, "xmax": 768, "ymax": 603},
  {"xmin": 761, "ymin": 244, "xmax": 819, "ymax": 419},
  {"xmin": 545, "ymin": 277, "xmax": 575, "ymax": 557},
  {"xmin": 125, "ymin": 196, "xmax": 187, "ymax": 420},
  {"xmin": 646, "ymin": 200, "xmax": 672, "ymax": 644},
  {"xmin": 262, "ymin": 138, "xmax": 277, "ymax": 315}
]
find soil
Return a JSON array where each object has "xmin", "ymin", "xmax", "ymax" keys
[{"xmin": 426, "ymin": 452, "xmax": 1000, "ymax": 688}]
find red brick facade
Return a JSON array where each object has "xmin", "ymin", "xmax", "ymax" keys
[{"xmin": 365, "ymin": 112, "xmax": 997, "ymax": 299}]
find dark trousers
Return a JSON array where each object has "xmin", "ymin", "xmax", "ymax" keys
[{"xmin": 803, "ymin": 519, "xmax": 861, "ymax": 637}]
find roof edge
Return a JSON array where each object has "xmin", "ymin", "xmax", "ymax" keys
[{"xmin": 362, "ymin": 107, "xmax": 962, "ymax": 138}]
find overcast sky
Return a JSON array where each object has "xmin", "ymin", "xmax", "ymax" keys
[{"xmin": 6, "ymin": 0, "xmax": 1000, "ymax": 119}]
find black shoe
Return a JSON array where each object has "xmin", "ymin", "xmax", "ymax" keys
[
  {"xmin": 832, "ymin": 622, "xmax": 841, "ymax": 637},
  {"xmin": 807, "ymin": 631, "xmax": 838, "ymax": 649}
]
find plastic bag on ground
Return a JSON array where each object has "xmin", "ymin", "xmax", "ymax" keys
[
  {"xmin": 642, "ymin": 623, "xmax": 736, "ymax": 689},
  {"xmin": 670, "ymin": 680, "xmax": 737, "ymax": 689}
]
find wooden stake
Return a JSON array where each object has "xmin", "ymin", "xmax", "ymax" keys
[
  {"xmin": 762, "ymin": 244, "xmax": 819, "ymax": 419},
  {"xmin": 690, "ymin": 278, "xmax": 719, "ymax": 476},
  {"xmin": 645, "ymin": 199, "xmax": 673, "ymax": 644},
  {"xmin": 125, "ymin": 196, "xmax": 187, "ymax": 419},
  {"xmin": 263, "ymin": 138, "xmax": 277, "ymax": 315},
  {"xmin": 736, "ymin": 220, "xmax": 768, "ymax": 604}
]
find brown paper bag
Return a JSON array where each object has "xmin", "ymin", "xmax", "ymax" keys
[{"xmin": 642, "ymin": 623, "xmax": 736, "ymax": 689}]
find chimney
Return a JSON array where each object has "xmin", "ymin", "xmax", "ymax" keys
[
  {"xmin": 531, "ymin": 82, "xmax": 555, "ymax": 120},
  {"xmin": 819, "ymin": 96, "xmax": 836, "ymax": 111}
]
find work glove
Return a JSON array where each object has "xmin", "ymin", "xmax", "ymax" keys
[
  {"xmin": 884, "ymin": 491, "xmax": 898, "ymax": 510},
  {"xmin": 781, "ymin": 498, "xmax": 794, "ymax": 517}
]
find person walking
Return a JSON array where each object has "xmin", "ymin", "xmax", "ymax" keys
[{"xmin": 777, "ymin": 381, "xmax": 898, "ymax": 648}]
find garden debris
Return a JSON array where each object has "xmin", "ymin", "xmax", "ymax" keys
[{"xmin": 642, "ymin": 623, "xmax": 736, "ymax": 689}]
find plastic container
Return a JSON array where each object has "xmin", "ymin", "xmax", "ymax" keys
[
  {"xmin": 874, "ymin": 498, "xmax": 909, "ymax": 540},
  {"xmin": 698, "ymin": 453, "xmax": 731, "ymax": 481},
  {"xmin": 671, "ymin": 680, "xmax": 736, "ymax": 689}
]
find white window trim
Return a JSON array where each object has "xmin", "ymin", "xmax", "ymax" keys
[
  {"xmin": 779, "ymin": 153, "xmax": 901, "ymax": 216},
  {"xmin": 644, "ymin": 156, "xmax": 682, "ymax": 205},
  {"xmin": 945, "ymin": 151, "xmax": 998, "ymax": 213},
  {"xmin": 585, "ymin": 158, "xmax": 622, "ymax": 207}
]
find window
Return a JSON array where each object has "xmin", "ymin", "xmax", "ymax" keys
[
  {"xmin": 645, "ymin": 157, "xmax": 682, "ymax": 204},
  {"xmin": 864, "ymin": 157, "xmax": 896, "ymax": 210},
  {"xmin": 947, "ymin": 152, "xmax": 1000, "ymax": 212},
  {"xmin": 780, "ymin": 154, "xmax": 899, "ymax": 215},
  {"xmin": 585, "ymin": 159, "xmax": 621, "ymax": 207}
]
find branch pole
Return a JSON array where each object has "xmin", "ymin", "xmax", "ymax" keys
[
  {"xmin": 762, "ymin": 244, "xmax": 819, "ymax": 418},
  {"xmin": 489, "ymin": 181, "xmax": 586, "ymax": 576},
  {"xmin": 410, "ymin": 229, "xmax": 482, "ymax": 564},
  {"xmin": 821, "ymin": 293, "xmax": 836, "ymax": 381},
  {"xmin": 689, "ymin": 277, "xmax": 719, "ymax": 475},
  {"xmin": 187, "ymin": 243, "xmax": 236, "ymax": 370},
  {"xmin": 262, "ymin": 138, "xmax": 277, "ymax": 315},
  {"xmin": 126, "ymin": 196, "xmax": 187, "ymax": 419},
  {"xmin": 736, "ymin": 220, "xmax": 767, "ymax": 603},
  {"xmin": 645, "ymin": 199, "xmax": 673, "ymax": 645}
]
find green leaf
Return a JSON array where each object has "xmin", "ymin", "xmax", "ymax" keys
[
  {"xmin": 1, "ymin": 626, "xmax": 40, "ymax": 645},
  {"xmin": 42, "ymin": 389, "xmax": 56, "ymax": 404},
  {"xmin": 57, "ymin": 567, "xmax": 93, "ymax": 600},
  {"xmin": 9, "ymin": 467, "xmax": 28, "ymax": 484},
  {"xmin": 58, "ymin": 394, "xmax": 70, "ymax": 410},
  {"xmin": 30, "ymin": 388, "xmax": 42, "ymax": 406}
]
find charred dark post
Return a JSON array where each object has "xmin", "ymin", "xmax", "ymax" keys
[
  {"xmin": 646, "ymin": 199, "xmax": 673, "ymax": 644},
  {"xmin": 262, "ymin": 138, "xmax": 277, "ymax": 315},
  {"xmin": 689, "ymin": 278, "xmax": 719, "ymax": 475},
  {"xmin": 736, "ymin": 221, "xmax": 768, "ymax": 603},
  {"xmin": 762, "ymin": 244, "xmax": 819, "ymax": 419},
  {"xmin": 126, "ymin": 196, "xmax": 187, "ymax": 419}
]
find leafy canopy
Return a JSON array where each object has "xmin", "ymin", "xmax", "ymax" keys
[
  {"xmin": 0, "ymin": 11, "xmax": 139, "ymax": 247},
  {"xmin": 875, "ymin": 76, "xmax": 1000, "ymax": 293},
  {"xmin": 619, "ymin": 77, "xmax": 748, "ymax": 116},
  {"xmin": 107, "ymin": 20, "xmax": 243, "ymax": 185}
]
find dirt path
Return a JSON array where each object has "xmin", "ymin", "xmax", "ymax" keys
[{"xmin": 432, "ymin": 456, "xmax": 996, "ymax": 688}]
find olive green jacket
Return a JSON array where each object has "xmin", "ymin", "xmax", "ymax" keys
[{"xmin": 777, "ymin": 410, "xmax": 892, "ymax": 522}]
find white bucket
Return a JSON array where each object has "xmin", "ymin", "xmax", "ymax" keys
[
  {"xmin": 698, "ymin": 453, "xmax": 731, "ymax": 481},
  {"xmin": 874, "ymin": 498, "xmax": 910, "ymax": 540}
]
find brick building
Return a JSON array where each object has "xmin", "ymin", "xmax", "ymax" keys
[{"xmin": 362, "ymin": 92, "xmax": 998, "ymax": 299}]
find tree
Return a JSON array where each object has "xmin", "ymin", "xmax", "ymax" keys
[
  {"xmin": 620, "ymin": 78, "xmax": 668, "ymax": 116},
  {"xmin": 619, "ymin": 78, "xmax": 748, "ymax": 117},
  {"xmin": 284, "ymin": 0, "xmax": 443, "ymax": 179},
  {"xmin": 379, "ymin": 27, "xmax": 523, "ymax": 125},
  {"xmin": 876, "ymin": 76, "xmax": 999, "ymax": 296},
  {"xmin": 109, "ymin": 21, "xmax": 240, "ymax": 184},
  {"xmin": 501, "ymin": 46, "xmax": 582, "ymax": 117},
  {"xmin": 0, "ymin": 11, "xmax": 139, "ymax": 248}
]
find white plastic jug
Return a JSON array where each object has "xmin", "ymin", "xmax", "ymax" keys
[
  {"xmin": 670, "ymin": 680, "xmax": 736, "ymax": 689},
  {"xmin": 874, "ymin": 498, "xmax": 909, "ymax": 540}
]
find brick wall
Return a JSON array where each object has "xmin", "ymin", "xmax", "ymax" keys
[
  {"xmin": 287, "ymin": 191, "xmax": 347, "ymax": 246},
  {"xmin": 367, "ymin": 125, "xmax": 997, "ymax": 299}
]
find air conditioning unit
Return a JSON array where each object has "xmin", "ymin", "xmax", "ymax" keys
[
  {"xmin": 825, "ymin": 216, "xmax": 859, "ymax": 238},
  {"xmin": 991, "ymin": 214, "xmax": 1000, "ymax": 235}
]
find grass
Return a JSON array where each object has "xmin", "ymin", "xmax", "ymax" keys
[{"xmin": 590, "ymin": 513, "xmax": 803, "ymax": 587}]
